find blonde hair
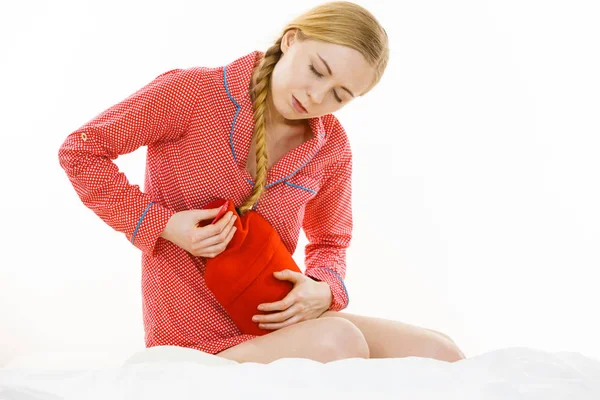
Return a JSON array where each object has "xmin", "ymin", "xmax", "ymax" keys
[{"xmin": 237, "ymin": 1, "xmax": 389, "ymax": 214}]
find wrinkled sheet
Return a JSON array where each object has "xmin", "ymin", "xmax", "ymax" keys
[{"xmin": 1, "ymin": 347, "xmax": 599, "ymax": 399}]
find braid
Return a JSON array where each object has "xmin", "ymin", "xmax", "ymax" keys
[
  {"xmin": 235, "ymin": 0, "xmax": 390, "ymax": 212},
  {"xmin": 238, "ymin": 39, "xmax": 283, "ymax": 214}
]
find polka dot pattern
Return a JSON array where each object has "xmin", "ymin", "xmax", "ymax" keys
[{"xmin": 58, "ymin": 50, "xmax": 352, "ymax": 355}]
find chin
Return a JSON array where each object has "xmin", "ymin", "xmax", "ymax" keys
[
  {"xmin": 270, "ymin": 94, "xmax": 311, "ymax": 122},
  {"xmin": 277, "ymin": 101, "xmax": 307, "ymax": 121},
  {"xmin": 286, "ymin": 113, "xmax": 307, "ymax": 120}
]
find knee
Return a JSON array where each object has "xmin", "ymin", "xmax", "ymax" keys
[
  {"xmin": 435, "ymin": 340, "xmax": 466, "ymax": 363},
  {"xmin": 317, "ymin": 317, "xmax": 370, "ymax": 360}
]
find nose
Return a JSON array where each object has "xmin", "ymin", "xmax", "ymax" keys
[{"xmin": 307, "ymin": 85, "xmax": 327, "ymax": 104}]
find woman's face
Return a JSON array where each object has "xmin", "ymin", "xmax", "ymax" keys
[{"xmin": 267, "ymin": 29, "xmax": 375, "ymax": 125}]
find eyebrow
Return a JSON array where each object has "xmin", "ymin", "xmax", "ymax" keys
[{"xmin": 317, "ymin": 52, "xmax": 356, "ymax": 98}]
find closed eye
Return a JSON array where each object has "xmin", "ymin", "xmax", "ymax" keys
[{"xmin": 309, "ymin": 64, "xmax": 343, "ymax": 103}]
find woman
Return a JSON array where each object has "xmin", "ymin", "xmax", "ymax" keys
[{"xmin": 58, "ymin": 1, "xmax": 466, "ymax": 364}]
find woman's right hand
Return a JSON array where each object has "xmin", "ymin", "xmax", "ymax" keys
[{"xmin": 160, "ymin": 208, "xmax": 237, "ymax": 258}]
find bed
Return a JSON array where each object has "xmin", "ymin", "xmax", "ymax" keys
[{"xmin": 1, "ymin": 345, "xmax": 599, "ymax": 399}]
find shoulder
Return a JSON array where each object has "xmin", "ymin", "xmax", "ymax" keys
[
  {"xmin": 145, "ymin": 65, "xmax": 231, "ymax": 112},
  {"xmin": 153, "ymin": 65, "xmax": 221, "ymax": 89},
  {"xmin": 320, "ymin": 113, "xmax": 352, "ymax": 163}
]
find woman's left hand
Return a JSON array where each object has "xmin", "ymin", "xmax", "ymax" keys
[{"xmin": 252, "ymin": 269, "xmax": 333, "ymax": 330}]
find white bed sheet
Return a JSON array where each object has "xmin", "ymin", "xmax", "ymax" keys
[{"xmin": 1, "ymin": 346, "xmax": 599, "ymax": 399}]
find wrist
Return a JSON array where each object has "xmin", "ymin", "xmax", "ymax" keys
[
  {"xmin": 159, "ymin": 228, "xmax": 169, "ymax": 240},
  {"xmin": 319, "ymin": 281, "xmax": 333, "ymax": 309},
  {"xmin": 159, "ymin": 216, "xmax": 174, "ymax": 241}
]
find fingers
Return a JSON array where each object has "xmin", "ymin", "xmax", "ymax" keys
[
  {"xmin": 210, "ymin": 211, "xmax": 237, "ymax": 235},
  {"xmin": 200, "ymin": 224, "xmax": 237, "ymax": 257},
  {"xmin": 195, "ymin": 205, "xmax": 228, "ymax": 228},
  {"xmin": 191, "ymin": 212, "xmax": 237, "ymax": 257},
  {"xmin": 258, "ymin": 295, "xmax": 295, "ymax": 313},
  {"xmin": 254, "ymin": 303, "xmax": 299, "ymax": 324},
  {"xmin": 261, "ymin": 313, "xmax": 302, "ymax": 330},
  {"xmin": 273, "ymin": 269, "xmax": 305, "ymax": 284},
  {"xmin": 254, "ymin": 304, "xmax": 302, "ymax": 330},
  {"xmin": 259, "ymin": 314, "xmax": 302, "ymax": 331},
  {"xmin": 194, "ymin": 212, "xmax": 236, "ymax": 246}
]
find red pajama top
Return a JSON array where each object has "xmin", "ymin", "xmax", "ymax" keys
[{"xmin": 58, "ymin": 50, "xmax": 353, "ymax": 355}]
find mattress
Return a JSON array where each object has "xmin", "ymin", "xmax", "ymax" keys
[{"xmin": 1, "ymin": 345, "xmax": 599, "ymax": 399}]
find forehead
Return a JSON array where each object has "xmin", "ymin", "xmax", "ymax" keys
[{"xmin": 300, "ymin": 39, "xmax": 374, "ymax": 96}]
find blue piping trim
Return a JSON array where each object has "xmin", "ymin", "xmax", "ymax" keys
[
  {"xmin": 224, "ymin": 66, "xmax": 318, "ymax": 198},
  {"xmin": 224, "ymin": 66, "xmax": 241, "ymax": 164},
  {"xmin": 264, "ymin": 158, "xmax": 314, "ymax": 189},
  {"xmin": 283, "ymin": 181, "xmax": 316, "ymax": 194},
  {"xmin": 131, "ymin": 201, "xmax": 155, "ymax": 244},
  {"xmin": 313, "ymin": 267, "xmax": 350, "ymax": 306}
]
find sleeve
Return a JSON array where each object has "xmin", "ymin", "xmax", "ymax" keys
[
  {"xmin": 302, "ymin": 140, "xmax": 353, "ymax": 311},
  {"xmin": 57, "ymin": 67, "xmax": 202, "ymax": 256}
]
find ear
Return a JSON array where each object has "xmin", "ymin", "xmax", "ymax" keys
[{"xmin": 280, "ymin": 28, "xmax": 298, "ymax": 54}]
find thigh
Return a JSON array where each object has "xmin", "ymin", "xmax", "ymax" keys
[
  {"xmin": 216, "ymin": 317, "xmax": 369, "ymax": 364},
  {"xmin": 319, "ymin": 311, "xmax": 465, "ymax": 361}
]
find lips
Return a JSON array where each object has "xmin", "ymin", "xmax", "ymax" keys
[{"xmin": 292, "ymin": 96, "xmax": 308, "ymax": 114}]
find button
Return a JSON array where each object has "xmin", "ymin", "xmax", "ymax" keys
[{"xmin": 81, "ymin": 133, "xmax": 87, "ymax": 141}]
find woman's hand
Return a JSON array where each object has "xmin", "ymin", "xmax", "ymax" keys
[
  {"xmin": 252, "ymin": 270, "xmax": 333, "ymax": 330},
  {"xmin": 160, "ymin": 208, "xmax": 237, "ymax": 258}
]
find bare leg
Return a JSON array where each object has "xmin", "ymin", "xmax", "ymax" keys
[
  {"xmin": 216, "ymin": 317, "xmax": 369, "ymax": 364},
  {"xmin": 319, "ymin": 311, "xmax": 466, "ymax": 362},
  {"xmin": 423, "ymin": 328, "xmax": 466, "ymax": 358}
]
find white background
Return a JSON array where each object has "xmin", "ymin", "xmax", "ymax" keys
[{"xmin": 1, "ymin": 0, "xmax": 598, "ymax": 366}]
